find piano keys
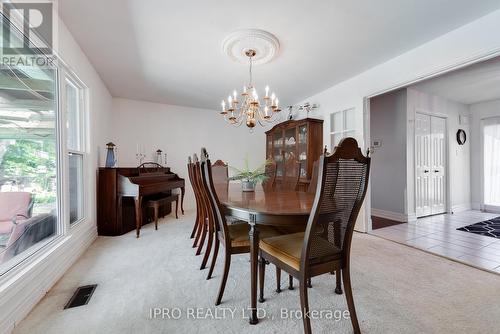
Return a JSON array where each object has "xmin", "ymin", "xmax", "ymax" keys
[{"xmin": 97, "ymin": 167, "xmax": 185, "ymax": 236}]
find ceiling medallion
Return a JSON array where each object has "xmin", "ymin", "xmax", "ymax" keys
[
  {"xmin": 222, "ymin": 29, "xmax": 280, "ymax": 65},
  {"xmin": 219, "ymin": 30, "xmax": 282, "ymax": 129}
]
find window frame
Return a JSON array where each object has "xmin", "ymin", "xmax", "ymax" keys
[
  {"xmin": 59, "ymin": 67, "xmax": 89, "ymax": 228},
  {"xmin": 330, "ymin": 107, "xmax": 357, "ymax": 147},
  {"xmin": 0, "ymin": 14, "xmax": 63, "ymax": 274}
]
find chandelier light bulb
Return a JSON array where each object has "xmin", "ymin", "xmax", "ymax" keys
[{"xmin": 218, "ymin": 48, "xmax": 282, "ymax": 129}]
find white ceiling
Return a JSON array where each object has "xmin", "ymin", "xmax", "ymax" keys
[
  {"xmin": 59, "ymin": 0, "xmax": 500, "ymax": 110},
  {"xmin": 411, "ymin": 56, "xmax": 500, "ymax": 105}
]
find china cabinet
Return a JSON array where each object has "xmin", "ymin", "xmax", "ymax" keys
[{"xmin": 265, "ymin": 118, "xmax": 323, "ymax": 191}]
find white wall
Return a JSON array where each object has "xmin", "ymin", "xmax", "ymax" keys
[
  {"xmin": 469, "ymin": 99, "xmax": 500, "ymax": 209},
  {"xmin": 406, "ymin": 88, "xmax": 471, "ymax": 216},
  {"xmin": 370, "ymin": 89, "xmax": 408, "ymax": 216},
  {"xmin": 111, "ymin": 98, "xmax": 266, "ymax": 208},
  {"xmin": 300, "ymin": 9, "xmax": 500, "ymax": 231},
  {"xmin": 0, "ymin": 16, "xmax": 113, "ymax": 334}
]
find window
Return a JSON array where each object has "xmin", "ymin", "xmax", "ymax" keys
[
  {"xmin": 0, "ymin": 15, "xmax": 88, "ymax": 273},
  {"xmin": 0, "ymin": 19, "xmax": 58, "ymax": 270},
  {"xmin": 330, "ymin": 108, "xmax": 356, "ymax": 147},
  {"xmin": 483, "ymin": 117, "xmax": 500, "ymax": 209},
  {"xmin": 64, "ymin": 76, "xmax": 86, "ymax": 225}
]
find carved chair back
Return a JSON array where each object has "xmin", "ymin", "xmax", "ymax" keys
[
  {"xmin": 211, "ymin": 159, "xmax": 228, "ymax": 184},
  {"xmin": 201, "ymin": 149, "xmax": 231, "ymax": 244},
  {"xmin": 307, "ymin": 160, "xmax": 320, "ymax": 194},
  {"xmin": 262, "ymin": 161, "xmax": 277, "ymax": 191},
  {"xmin": 281, "ymin": 159, "xmax": 301, "ymax": 191},
  {"xmin": 301, "ymin": 138, "xmax": 370, "ymax": 271}
]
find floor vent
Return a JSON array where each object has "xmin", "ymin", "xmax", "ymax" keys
[{"xmin": 64, "ymin": 284, "xmax": 97, "ymax": 309}]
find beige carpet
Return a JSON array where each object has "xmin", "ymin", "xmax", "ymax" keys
[{"xmin": 12, "ymin": 211, "xmax": 500, "ymax": 334}]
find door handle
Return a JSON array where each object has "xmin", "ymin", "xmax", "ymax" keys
[
  {"xmin": 434, "ymin": 170, "xmax": 440, "ymax": 173},
  {"xmin": 424, "ymin": 170, "xmax": 429, "ymax": 173}
]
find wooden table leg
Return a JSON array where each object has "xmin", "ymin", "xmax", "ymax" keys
[
  {"xmin": 249, "ymin": 220, "xmax": 260, "ymax": 325},
  {"xmin": 175, "ymin": 197, "xmax": 179, "ymax": 219},
  {"xmin": 180, "ymin": 186, "xmax": 185, "ymax": 214},
  {"xmin": 134, "ymin": 196, "xmax": 143, "ymax": 238}
]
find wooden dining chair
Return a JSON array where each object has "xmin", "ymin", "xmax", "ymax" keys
[
  {"xmin": 200, "ymin": 148, "xmax": 283, "ymax": 305},
  {"xmin": 187, "ymin": 156, "xmax": 199, "ymax": 240},
  {"xmin": 258, "ymin": 138, "xmax": 370, "ymax": 334},
  {"xmin": 189, "ymin": 153, "xmax": 213, "ymax": 267},
  {"xmin": 197, "ymin": 157, "xmax": 230, "ymax": 270},
  {"xmin": 280, "ymin": 159, "xmax": 301, "ymax": 191},
  {"xmin": 262, "ymin": 160, "xmax": 277, "ymax": 191},
  {"xmin": 211, "ymin": 159, "xmax": 228, "ymax": 183},
  {"xmin": 307, "ymin": 160, "xmax": 320, "ymax": 194}
]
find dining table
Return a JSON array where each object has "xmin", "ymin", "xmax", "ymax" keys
[{"xmin": 215, "ymin": 182, "xmax": 315, "ymax": 325}]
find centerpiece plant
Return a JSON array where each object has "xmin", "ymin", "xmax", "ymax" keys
[{"xmin": 229, "ymin": 157, "xmax": 271, "ymax": 192}]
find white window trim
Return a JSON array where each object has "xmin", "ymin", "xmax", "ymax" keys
[
  {"xmin": 330, "ymin": 107, "xmax": 357, "ymax": 147},
  {"xmin": 59, "ymin": 67, "xmax": 89, "ymax": 229},
  {"xmin": 0, "ymin": 61, "xmax": 89, "ymax": 276}
]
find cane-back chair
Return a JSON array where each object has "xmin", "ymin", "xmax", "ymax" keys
[
  {"xmin": 200, "ymin": 148, "xmax": 283, "ymax": 305},
  {"xmin": 258, "ymin": 138, "xmax": 370, "ymax": 334}
]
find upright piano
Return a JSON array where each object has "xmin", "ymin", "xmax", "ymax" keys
[{"xmin": 97, "ymin": 167, "xmax": 185, "ymax": 236}]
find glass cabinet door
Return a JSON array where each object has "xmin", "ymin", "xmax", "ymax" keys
[
  {"xmin": 266, "ymin": 135, "xmax": 273, "ymax": 158},
  {"xmin": 298, "ymin": 124, "xmax": 308, "ymax": 178},
  {"xmin": 273, "ymin": 130, "xmax": 284, "ymax": 177},
  {"xmin": 284, "ymin": 127, "xmax": 297, "ymax": 163}
]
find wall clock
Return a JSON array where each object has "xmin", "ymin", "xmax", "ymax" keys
[{"xmin": 456, "ymin": 129, "xmax": 466, "ymax": 145}]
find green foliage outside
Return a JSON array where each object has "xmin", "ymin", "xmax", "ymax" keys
[{"xmin": 0, "ymin": 139, "xmax": 57, "ymax": 206}]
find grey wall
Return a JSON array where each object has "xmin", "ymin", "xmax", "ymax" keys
[{"xmin": 370, "ymin": 89, "xmax": 408, "ymax": 215}]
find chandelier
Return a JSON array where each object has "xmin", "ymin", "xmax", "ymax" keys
[{"xmin": 220, "ymin": 49, "xmax": 282, "ymax": 129}]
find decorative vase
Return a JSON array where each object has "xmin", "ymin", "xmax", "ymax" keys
[
  {"xmin": 105, "ymin": 142, "xmax": 116, "ymax": 168},
  {"xmin": 241, "ymin": 180, "xmax": 256, "ymax": 192}
]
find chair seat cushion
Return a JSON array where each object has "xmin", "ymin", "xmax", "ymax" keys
[
  {"xmin": 0, "ymin": 220, "xmax": 13, "ymax": 234},
  {"xmin": 0, "ymin": 192, "xmax": 32, "ymax": 221},
  {"xmin": 0, "ymin": 221, "xmax": 13, "ymax": 247},
  {"xmin": 225, "ymin": 223, "xmax": 281, "ymax": 247},
  {"xmin": 260, "ymin": 232, "xmax": 342, "ymax": 270}
]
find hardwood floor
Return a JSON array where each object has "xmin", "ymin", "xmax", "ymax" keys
[{"xmin": 371, "ymin": 216, "xmax": 404, "ymax": 230}]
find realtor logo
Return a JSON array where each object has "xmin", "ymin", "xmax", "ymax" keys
[{"xmin": 1, "ymin": 1, "xmax": 53, "ymax": 55}]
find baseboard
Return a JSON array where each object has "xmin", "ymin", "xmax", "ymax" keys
[
  {"xmin": 451, "ymin": 203, "xmax": 472, "ymax": 214},
  {"xmin": 0, "ymin": 221, "xmax": 97, "ymax": 334},
  {"xmin": 471, "ymin": 202, "xmax": 482, "ymax": 210},
  {"xmin": 371, "ymin": 208, "xmax": 407, "ymax": 222},
  {"xmin": 407, "ymin": 213, "xmax": 418, "ymax": 223}
]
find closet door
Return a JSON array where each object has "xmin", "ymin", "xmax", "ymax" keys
[
  {"xmin": 416, "ymin": 113, "xmax": 432, "ymax": 217},
  {"xmin": 430, "ymin": 116, "xmax": 446, "ymax": 215}
]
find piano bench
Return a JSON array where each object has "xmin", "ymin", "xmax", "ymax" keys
[{"xmin": 147, "ymin": 194, "xmax": 179, "ymax": 230}]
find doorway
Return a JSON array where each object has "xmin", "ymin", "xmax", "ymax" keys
[
  {"xmin": 415, "ymin": 113, "xmax": 447, "ymax": 217},
  {"xmin": 483, "ymin": 117, "xmax": 500, "ymax": 212}
]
